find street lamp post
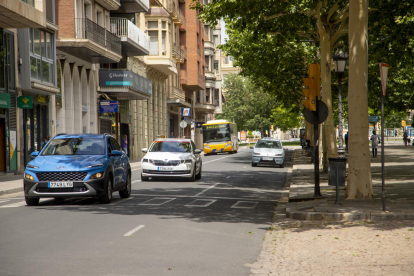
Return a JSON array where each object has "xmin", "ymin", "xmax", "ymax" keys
[{"xmin": 333, "ymin": 47, "xmax": 348, "ymax": 158}]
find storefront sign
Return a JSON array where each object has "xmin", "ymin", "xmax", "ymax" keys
[
  {"xmin": 9, "ymin": 130, "xmax": 17, "ymax": 171},
  {"xmin": 99, "ymin": 70, "xmax": 152, "ymax": 96},
  {"xmin": 0, "ymin": 92, "xmax": 11, "ymax": 108},
  {"xmin": 368, "ymin": 116, "xmax": 379, "ymax": 123},
  {"xmin": 17, "ymin": 96, "xmax": 33, "ymax": 109},
  {"xmin": 240, "ymin": 131, "xmax": 247, "ymax": 141},
  {"xmin": 181, "ymin": 108, "xmax": 191, "ymax": 117},
  {"xmin": 37, "ymin": 95, "xmax": 46, "ymax": 103},
  {"xmin": 99, "ymin": 101, "xmax": 119, "ymax": 113}
]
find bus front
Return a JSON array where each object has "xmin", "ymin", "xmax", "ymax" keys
[{"xmin": 202, "ymin": 123, "xmax": 234, "ymax": 154}]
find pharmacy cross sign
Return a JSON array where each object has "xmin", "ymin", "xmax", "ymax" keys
[{"xmin": 380, "ymin": 63, "xmax": 389, "ymax": 96}]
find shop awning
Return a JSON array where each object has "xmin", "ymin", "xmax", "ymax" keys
[{"xmin": 0, "ymin": 92, "xmax": 11, "ymax": 109}]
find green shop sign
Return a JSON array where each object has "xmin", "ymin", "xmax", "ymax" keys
[
  {"xmin": 17, "ymin": 96, "xmax": 33, "ymax": 109},
  {"xmin": 0, "ymin": 92, "xmax": 11, "ymax": 109}
]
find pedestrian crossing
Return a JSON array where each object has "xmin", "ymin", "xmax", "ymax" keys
[{"xmin": 0, "ymin": 196, "xmax": 270, "ymax": 210}]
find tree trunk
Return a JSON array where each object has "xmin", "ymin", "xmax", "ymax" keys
[
  {"xmin": 346, "ymin": 0, "xmax": 373, "ymax": 199},
  {"xmin": 318, "ymin": 26, "xmax": 338, "ymax": 172}
]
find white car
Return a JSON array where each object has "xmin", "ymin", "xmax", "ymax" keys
[
  {"xmin": 141, "ymin": 138, "xmax": 202, "ymax": 181},
  {"xmin": 251, "ymin": 138, "xmax": 285, "ymax": 167}
]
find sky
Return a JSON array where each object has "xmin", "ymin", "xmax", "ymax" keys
[{"xmin": 221, "ymin": 20, "xmax": 228, "ymax": 45}]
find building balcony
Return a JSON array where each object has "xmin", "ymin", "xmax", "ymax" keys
[
  {"xmin": 195, "ymin": 102, "xmax": 216, "ymax": 114},
  {"xmin": 110, "ymin": 18, "xmax": 149, "ymax": 56},
  {"xmin": 145, "ymin": 54, "xmax": 178, "ymax": 75},
  {"xmin": 182, "ymin": 71, "xmax": 205, "ymax": 91},
  {"xmin": 0, "ymin": 0, "xmax": 46, "ymax": 28},
  {"xmin": 172, "ymin": 43, "xmax": 184, "ymax": 63},
  {"xmin": 57, "ymin": 18, "xmax": 122, "ymax": 63},
  {"xmin": 120, "ymin": 0, "xmax": 149, "ymax": 13},
  {"xmin": 99, "ymin": 69, "xmax": 152, "ymax": 100},
  {"xmin": 95, "ymin": 0, "xmax": 121, "ymax": 11},
  {"xmin": 166, "ymin": 1, "xmax": 183, "ymax": 25},
  {"xmin": 167, "ymin": 86, "xmax": 191, "ymax": 107},
  {"xmin": 204, "ymin": 40, "xmax": 215, "ymax": 54}
]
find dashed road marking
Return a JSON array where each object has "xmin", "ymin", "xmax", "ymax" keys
[
  {"xmin": 194, "ymin": 183, "xmax": 221, "ymax": 197},
  {"xmin": 231, "ymin": 201, "xmax": 259, "ymax": 209},
  {"xmin": 185, "ymin": 199, "xmax": 216, "ymax": 207},
  {"xmin": 0, "ymin": 201, "xmax": 27, "ymax": 208},
  {"xmin": 124, "ymin": 225, "xmax": 145, "ymax": 237},
  {"xmin": 138, "ymin": 197, "xmax": 175, "ymax": 206},
  {"xmin": 132, "ymin": 180, "xmax": 141, "ymax": 184}
]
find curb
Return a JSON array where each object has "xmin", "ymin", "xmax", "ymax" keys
[{"xmin": 0, "ymin": 187, "xmax": 24, "ymax": 197}]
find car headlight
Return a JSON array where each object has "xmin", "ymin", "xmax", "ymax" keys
[
  {"xmin": 185, "ymin": 159, "xmax": 192, "ymax": 164},
  {"xmin": 25, "ymin": 173, "xmax": 34, "ymax": 181},
  {"xmin": 204, "ymin": 145, "xmax": 210, "ymax": 149},
  {"xmin": 225, "ymin": 143, "xmax": 232, "ymax": 147},
  {"xmin": 85, "ymin": 163, "xmax": 104, "ymax": 168},
  {"xmin": 253, "ymin": 152, "xmax": 260, "ymax": 156},
  {"xmin": 142, "ymin": 159, "xmax": 149, "ymax": 163},
  {"xmin": 27, "ymin": 164, "xmax": 39, "ymax": 169},
  {"xmin": 275, "ymin": 154, "xmax": 283, "ymax": 157},
  {"xmin": 90, "ymin": 172, "xmax": 104, "ymax": 179}
]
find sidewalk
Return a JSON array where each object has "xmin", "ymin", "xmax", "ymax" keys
[
  {"xmin": 0, "ymin": 160, "xmax": 141, "ymax": 197},
  {"xmin": 285, "ymin": 143, "xmax": 414, "ymax": 221}
]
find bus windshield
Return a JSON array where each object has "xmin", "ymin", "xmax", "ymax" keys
[{"xmin": 203, "ymin": 127, "xmax": 231, "ymax": 143}]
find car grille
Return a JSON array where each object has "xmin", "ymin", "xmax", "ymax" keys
[
  {"xmin": 151, "ymin": 160, "xmax": 182, "ymax": 166},
  {"xmin": 36, "ymin": 186, "xmax": 88, "ymax": 193},
  {"xmin": 36, "ymin": 172, "xmax": 88, "ymax": 181},
  {"xmin": 145, "ymin": 170, "xmax": 191, "ymax": 175}
]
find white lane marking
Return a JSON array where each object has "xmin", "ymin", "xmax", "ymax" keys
[
  {"xmin": 226, "ymin": 176, "xmax": 231, "ymax": 179},
  {"xmin": 139, "ymin": 197, "xmax": 175, "ymax": 206},
  {"xmin": 185, "ymin": 199, "xmax": 216, "ymax": 207},
  {"xmin": 194, "ymin": 183, "xmax": 221, "ymax": 197},
  {"xmin": 203, "ymin": 155, "xmax": 231, "ymax": 164},
  {"xmin": 0, "ymin": 201, "xmax": 27, "ymax": 208},
  {"xmin": 0, "ymin": 199, "xmax": 10, "ymax": 203},
  {"xmin": 231, "ymin": 201, "xmax": 259, "ymax": 209},
  {"xmin": 131, "ymin": 168, "xmax": 141, "ymax": 171},
  {"xmin": 110, "ymin": 197, "xmax": 133, "ymax": 205},
  {"xmin": 124, "ymin": 225, "xmax": 145, "ymax": 237},
  {"xmin": 132, "ymin": 180, "xmax": 141, "ymax": 184}
]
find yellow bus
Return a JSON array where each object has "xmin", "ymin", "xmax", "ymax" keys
[{"xmin": 202, "ymin": 120, "xmax": 239, "ymax": 155}]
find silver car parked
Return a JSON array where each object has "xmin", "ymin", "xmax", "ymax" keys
[{"xmin": 251, "ymin": 138, "xmax": 285, "ymax": 167}]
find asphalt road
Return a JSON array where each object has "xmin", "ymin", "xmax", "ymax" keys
[{"xmin": 0, "ymin": 148, "xmax": 292, "ymax": 276}]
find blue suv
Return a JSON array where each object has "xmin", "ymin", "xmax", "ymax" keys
[{"xmin": 24, "ymin": 133, "xmax": 131, "ymax": 205}]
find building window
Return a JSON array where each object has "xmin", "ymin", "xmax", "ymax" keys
[
  {"xmin": 213, "ymin": 60, "xmax": 218, "ymax": 73},
  {"xmin": 29, "ymin": 29, "xmax": 54, "ymax": 84},
  {"xmin": 162, "ymin": 31, "xmax": 166, "ymax": 55},
  {"xmin": 149, "ymin": 31, "xmax": 159, "ymax": 55},
  {"xmin": 148, "ymin": 21, "xmax": 158, "ymax": 29},
  {"xmin": 213, "ymin": 35, "xmax": 218, "ymax": 46}
]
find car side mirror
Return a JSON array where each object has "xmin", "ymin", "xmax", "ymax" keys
[
  {"xmin": 194, "ymin": 149, "xmax": 202, "ymax": 154},
  {"xmin": 110, "ymin": 150, "xmax": 123, "ymax": 156},
  {"xmin": 30, "ymin": 151, "xmax": 39, "ymax": 159},
  {"xmin": 142, "ymin": 148, "xmax": 148, "ymax": 153}
]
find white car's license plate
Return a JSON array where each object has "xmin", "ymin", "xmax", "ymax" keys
[
  {"xmin": 158, "ymin": 167, "xmax": 174, "ymax": 171},
  {"xmin": 262, "ymin": 157, "xmax": 274, "ymax": 161},
  {"xmin": 48, "ymin": 182, "xmax": 73, "ymax": 188}
]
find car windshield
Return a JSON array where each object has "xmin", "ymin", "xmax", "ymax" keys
[
  {"xmin": 41, "ymin": 138, "xmax": 105, "ymax": 155},
  {"xmin": 203, "ymin": 127, "xmax": 231, "ymax": 143},
  {"xmin": 149, "ymin": 141, "xmax": 192, "ymax": 153},
  {"xmin": 255, "ymin": 140, "xmax": 282, "ymax": 149}
]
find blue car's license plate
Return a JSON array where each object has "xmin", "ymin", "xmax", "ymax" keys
[{"xmin": 48, "ymin": 182, "xmax": 73, "ymax": 188}]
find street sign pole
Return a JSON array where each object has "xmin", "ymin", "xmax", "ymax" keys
[
  {"xmin": 380, "ymin": 63, "xmax": 389, "ymax": 212},
  {"xmin": 314, "ymin": 96, "xmax": 322, "ymax": 197}
]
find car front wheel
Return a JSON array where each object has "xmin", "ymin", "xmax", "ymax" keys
[
  {"xmin": 188, "ymin": 165, "xmax": 196, "ymax": 181},
  {"xmin": 25, "ymin": 196, "xmax": 39, "ymax": 206},
  {"xmin": 141, "ymin": 173, "xmax": 149, "ymax": 181},
  {"xmin": 99, "ymin": 177, "xmax": 113, "ymax": 204},
  {"xmin": 251, "ymin": 162, "xmax": 257, "ymax": 167},
  {"xmin": 195, "ymin": 164, "xmax": 202, "ymax": 180},
  {"xmin": 119, "ymin": 173, "xmax": 131, "ymax": 198}
]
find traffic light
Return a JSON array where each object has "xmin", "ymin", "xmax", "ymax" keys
[{"xmin": 302, "ymin": 64, "xmax": 321, "ymax": 111}]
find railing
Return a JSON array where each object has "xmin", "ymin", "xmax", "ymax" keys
[
  {"xmin": 110, "ymin": 18, "xmax": 150, "ymax": 52},
  {"xmin": 203, "ymin": 29, "xmax": 209, "ymax": 41},
  {"xmin": 75, "ymin": 18, "xmax": 122, "ymax": 55},
  {"xmin": 179, "ymin": 17, "xmax": 186, "ymax": 31},
  {"xmin": 167, "ymin": 1, "xmax": 183, "ymax": 24},
  {"xmin": 172, "ymin": 43, "xmax": 180, "ymax": 59},
  {"xmin": 20, "ymin": 0, "xmax": 34, "ymax": 7},
  {"xmin": 106, "ymin": 30, "xmax": 122, "ymax": 55},
  {"xmin": 168, "ymin": 86, "xmax": 185, "ymax": 101}
]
